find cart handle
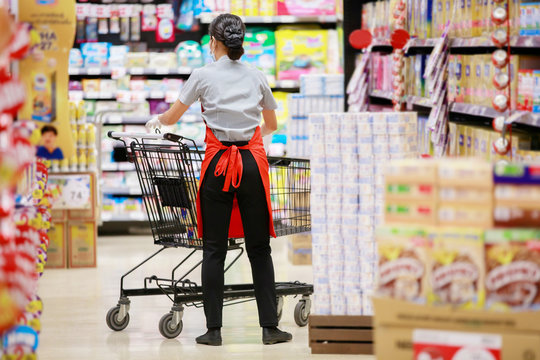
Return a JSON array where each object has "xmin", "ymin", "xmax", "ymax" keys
[{"xmin": 107, "ymin": 131, "xmax": 184, "ymax": 143}]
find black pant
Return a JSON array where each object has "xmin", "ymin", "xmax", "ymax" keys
[{"xmin": 200, "ymin": 146, "xmax": 278, "ymax": 328}]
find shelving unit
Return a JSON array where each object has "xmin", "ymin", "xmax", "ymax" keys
[{"xmin": 198, "ymin": 13, "xmax": 339, "ymax": 24}]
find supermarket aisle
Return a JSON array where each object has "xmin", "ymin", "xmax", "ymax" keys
[{"xmin": 38, "ymin": 235, "xmax": 373, "ymax": 360}]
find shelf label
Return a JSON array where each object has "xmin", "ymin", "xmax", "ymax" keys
[
  {"xmin": 106, "ymin": 115, "xmax": 122, "ymax": 124},
  {"xmin": 150, "ymin": 91, "xmax": 165, "ymax": 99},
  {"xmin": 155, "ymin": 68, "xmax": 170, "ymax": 75},
  {"xmin": 69, "ymin": 91, "xmax": 84, "ymax": 101},
  {"xmin": 69, "ymin": 68, "xmax": 80, "ymax": 75},
  {"xmin": 130, "ymin": 67, "xmax": 144, "ymax": 75},
  {"xmin": 262, "ymin": 16, "xmax": 273, "ymax": 23},
  {"xmin": 87, "ymin": 67, "xmax": 101, "ymax": 75},
  {"xmin": 177, "ymin": 66, "xmax": 192, "ymax": 74},
  {"xmin": 99, "ymin": 92, "xmax": 113, "ymax": 99},
  {"xmin": 85, "ymin": 91, "xmax": 99, "ymax": 99}
]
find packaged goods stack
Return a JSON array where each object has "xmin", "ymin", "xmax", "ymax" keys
[
  {"xmin": 287, "ymin": 74, "xmax": 345, "ymax": 158},
  {"xmin": 309, "ymin": 111, "xmax": 418, "ymax": 316},
  {"xmin": 374, "ymin": 159, "xmax": 540, "ymax": 359}
]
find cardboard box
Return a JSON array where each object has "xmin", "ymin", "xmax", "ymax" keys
[
  {"xmin": 68, "ymin": 221, "xmax": 97, "ymax": 268},
  {"xmin": 438, "ymin": 203, "xmax": 494, "ymax": 227},
  {"xmin": 67, "ymin": 172, "xmax": 97, "ymax": 221},
  {"xmin": 46, "ymin": 221, "xmax": 67, "ymax": 269},
  {"xmin": 288, "ymin": 233, "xmax": 312, "ymax": 265},
  {"xmin": 376, "ymin": 226, "xmax": 431, "ymax": 304},
  {"xmin": 386, "ymin": 183, "xmax": 437, "ymax": 202},
  {"xmin": 485, "ymin": 228, "xmax": 540, "ymax": 311},
  {"xmin": 429, "ymin": 227, "xmax": 485, "ymax": 308},
  {"xmin": 384, "ymin": 159, "xmax": 438, "ymax": 184},
  {"xmin": 438, "ymin": 159, "xmax": 493, "ymax": 188},
  {"xmin": 51, "ymin": 209, "xmax": 67, "ymax": 222},
  {"xmin": 385, "ymin": 200, "xmax": 437, "ymax": 225},
  {"xmin": 373, "ymin": 297, "xmax": 540, "ymax": 360}
]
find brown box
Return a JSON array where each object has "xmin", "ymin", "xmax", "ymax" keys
[
  {"xmin": 46, "ymin": 221, "xmax": 67, "ymax": 269},
  {"xmin": 437, "ymin": 159, "xmax": 493, "ymax": 188},
  {"xmin": 384, "ymin": 159, "xmax": 438, "ymax": 184},
  {"xmin": 51, "ymin": 209, "xmax": 67, "ymax": 222},
  {"xmin": 373, "ymin": 297, "xmax": 540, "ymax": 360},
  {"xmin": 288, "ymin": 233, "xmax": 312, "ymax": 265},
  {"xmin": 309, "ymin": 315, "xmax": 373, "ymax": 355},
  {"xmin": 385, "ymin": 200, "xmax": 437, "ymax": 225},
  {"xmin": 385, "ymin": 183, "xmax": 438, "ymax": 202},
  {"xmin": 438, "ymin": 203, "xmax": 494, "ymax": 227},
  {"xmin": 68, "ymin": 221, "xmax": 97, "ymax": 268}
]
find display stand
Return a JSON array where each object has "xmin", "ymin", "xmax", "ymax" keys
[{"xmin": 309, "ymin": 315, "xmax": 373, "ymax": 355}]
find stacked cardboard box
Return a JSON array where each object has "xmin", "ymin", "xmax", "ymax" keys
[
  {"xmin": 384, "ymin": 158, "xmax": 494, "ymax": 226},
  {"xmin": 47, "ymin": 172, "xmax": 98, "ymax": 268},
  {"xmin": 309, "ymin": 112, "xmax": 418, "ymax": 316},
  {"xmin": 288, "ymin": 233, "xmax": 312, "ymax": 265}
]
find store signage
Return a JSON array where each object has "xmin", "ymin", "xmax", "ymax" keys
[{"xmin": 17, "ymin": 0, "xmax": 76, "ymax": 160}]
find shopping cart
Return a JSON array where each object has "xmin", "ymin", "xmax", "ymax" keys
[{"xmin": 105, "ymin": 131, "xmax": 313, "ymax": 339}]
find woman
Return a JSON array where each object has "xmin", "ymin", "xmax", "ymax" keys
[{"xmin": 146, "ymin": 14, "xmax": 292, "ymax": 346}]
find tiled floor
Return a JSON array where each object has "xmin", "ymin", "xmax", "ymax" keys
[{"xmin": 38, "ymin": 235, "xmax": 375, "ymax": 360}]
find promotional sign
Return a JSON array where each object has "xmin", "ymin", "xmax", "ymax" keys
[
  {"xmin": 47, "ymin": 174, "xmax": 92, "ymax": 210},
  {"xmin": 18, "ymin": 0, "xmax": 76, "ymax": 160}
]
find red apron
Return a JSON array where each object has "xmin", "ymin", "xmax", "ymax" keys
[{"xmin": 196, "ymin": 126, "xmax": 276, "ymax": 239}]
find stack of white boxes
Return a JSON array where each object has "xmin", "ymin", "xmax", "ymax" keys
[
  {"xmin": 309, "ymin": 112, "xmax": 418, "ymax": 316},
  {"xmin": 287, "ymin": 74, "xmax": 344, "ymax": 159}
]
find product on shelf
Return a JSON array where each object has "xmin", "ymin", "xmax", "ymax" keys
[
  {"xmin": 243, "ymin": 28, "xmax": 277, "ymax": 86},
  {"xmin": 276, "ymin": 0, "xmax": 335, "ymax": 16},
  {"xmin": 175, "ymin": 41, "xmax": 204, "ymax": 68},
  {"xmin": 275, "ymin": 29, "xmax": 329, "ymax": 81},
  {"xmin": 309, "ymin": 111, "xmax": 418, "ymax": 316},
  {"xmin": 287, "ymin": 74, "xmax": 345, "ymax": 158},
  {"xmin": 485, "ymin": 228, "xmax": 540, "ymax": 311}
]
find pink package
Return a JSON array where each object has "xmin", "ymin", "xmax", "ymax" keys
[
  {"xmin": 277, "ymin": 0, "xmax": 335, "ymax": 16},
  {"xmin": 149, "ymin": 100, "xmax": 170, "ymax": 115}
]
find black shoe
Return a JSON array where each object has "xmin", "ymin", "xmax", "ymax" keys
[
  {"xmin": 262, "ymin": 327, "xmax": 292, "ymax": 345},
  {"xmin": 196, "ymin": 329, "xmax": 222, "ymax": 346}
]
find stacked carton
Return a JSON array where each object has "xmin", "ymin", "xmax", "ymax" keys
[
  {"xmin": 309, "ymin": 112, "xmax": 418, "ymax": 316},
  {"xmin": 286, "ymin": 74, "xmax": 344, "ymax": 159}
]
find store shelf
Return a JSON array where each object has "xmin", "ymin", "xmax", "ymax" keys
[
  {"xmin": 88, "ymin": 114, "xmax": 200, "ymax": 124},
  {"xmin": 369, "ymin": 91, "xmax": 540, "ymax": 128},
  {"xmin": 68, "ymin": 67, "xmax": 193, "ymax": 76},
  {"xmin": 102, "ymin": 163, "xmax": 136, "ymax": 172},
  {"xmin": 273, "ymin": 80, "xmax": 300, "ymax": 89},
  {"xmin": 198, "ymin": 13, "xmax": 338, "ymax": 24},
  {"xmin": 101, "ymin": 213, "xmax": 147, "ymax": 222},
  {"xmin": 69, "ymin": 90, "xmax": 180, "ymax": 101},
  {"xmin": 369, "ymin": 90, "xmax": 393, "ymax": 101},
  {"xmin": 102, "ymin": 187, "xmax": 142, "ymax": 196}
]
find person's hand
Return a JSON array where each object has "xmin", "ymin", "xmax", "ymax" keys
[{"xmin": 145, "ymin": 115, "xmax": 162, "ymax": 132}]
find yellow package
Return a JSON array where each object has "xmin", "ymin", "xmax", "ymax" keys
[
  {"xmin": 31, "ymin": 71, "xmax": 56, "ymax": 123},
  {"xmin": 244, "ymin": 0, "xmax": 258, "ymax": 16},
  {"xmin": 273, "ymin": 92, "xmax": 289, "ymax": 133},
  {"xmin": 429, "ymin": 227, "xmax": 485, "ymax": 309},
  {"xmin": 463, "ymin": 56, "xmax": 471, "ymax": 103},
  {"xmin": 470, "ymin": 55, "xmax": 481, "ymax": 105},
  {"xmin": 472, "ymin": 0, "xmax": 483, "ymax": 36},
  {"xmin": 455, "ymin": 55, "xmax": 464, "ymax": 103},
  {"xmin": 275, "ymin": 29, "xmax": 328, "ymax": 81},
  {"xmin": 259, "ymin": 0, "xmax": 275, "ymax": 16}
]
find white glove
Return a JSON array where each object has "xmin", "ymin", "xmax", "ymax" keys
[{"xmin": 145, "ymin": 115, "xmax": 163, "ymax": 132}]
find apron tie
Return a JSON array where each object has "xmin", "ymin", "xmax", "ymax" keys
[{"xmin": 214, "ymin": 144, "xmax": 247, "ymax": 192}]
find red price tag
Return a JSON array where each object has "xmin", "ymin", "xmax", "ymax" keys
[
  {"xmin": 348, "ymin": 29, "xmax": 373, "ymax": 50},
  {"xmin": 390, "ymin": 29, "xmax": 410, "ymax": 50}
]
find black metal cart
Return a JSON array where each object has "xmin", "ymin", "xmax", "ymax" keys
[{"xmin": 105, "ymin": 131, "xmax": 313, "ymax": 339}]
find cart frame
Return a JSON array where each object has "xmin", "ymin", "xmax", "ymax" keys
[{"xmin": 105, "ymin": 131, "xmax": 313, "ymax": 339}]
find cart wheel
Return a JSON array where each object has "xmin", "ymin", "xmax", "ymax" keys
[
  {"xmin": 159, "ymin": 312, "xmax": 183, "ymax": 339},
  {"xmin": 106, "ymin": 306, "xmax": 130, "ymax": 331},
  {"xmin": 294, "ymin": 301, "xmax": 309, "ymax": 327},
  {"xmin": 276, "ymin": 296, "xmax": 284, "ymax": 322}
]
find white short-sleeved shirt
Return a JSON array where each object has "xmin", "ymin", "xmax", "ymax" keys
[{"xmin": 178, "ymin": 55, "xmax": 278, "ymax": 142}]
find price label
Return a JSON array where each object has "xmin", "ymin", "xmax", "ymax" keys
[
  {"xmin": 87, "ymin": 67, "xmax": 101, "ymax": 75},
  {"xmin": 85, "ymin": 91, "xmax": 99, "ymax": 99},
  {"xmin": 100, "ymin": 92, "xmax": 113, "ymax": 99},
  {"xmin": 177, "ymin": 66, "xmax": 191, "ymax": 74},
  {"xmin": 150, "ymin": 91, "xmax": 164, "ymax": 99},
  {"xmin": 130, "ymin": 67, "xmax": 144, "ymax": 75},
  {"xmin": 48, "ymin": 175, "xmax": 92, "ymax": 210},
  {"xmin": 262, "ymin": 16, "xmax": 273, "ymax": 23},
  {"xmin": 106, "ymin": 115, "xmax": 122, "ymax": 124},
  {"xmin": 69, "ymin": 68, "xmax": 80, "ymax": 75},
  {"xmin": 155, "ymin": 68, "xmax": 170, "ymax": 75}
]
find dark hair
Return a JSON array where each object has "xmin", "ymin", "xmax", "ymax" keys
[
  {"xmin": 41, "ymin": 125, "xmax": 58, "ymax": 136},
  {"xmin": 209, "ymin": 14, "xmax": 245, "ymax": 61}
]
